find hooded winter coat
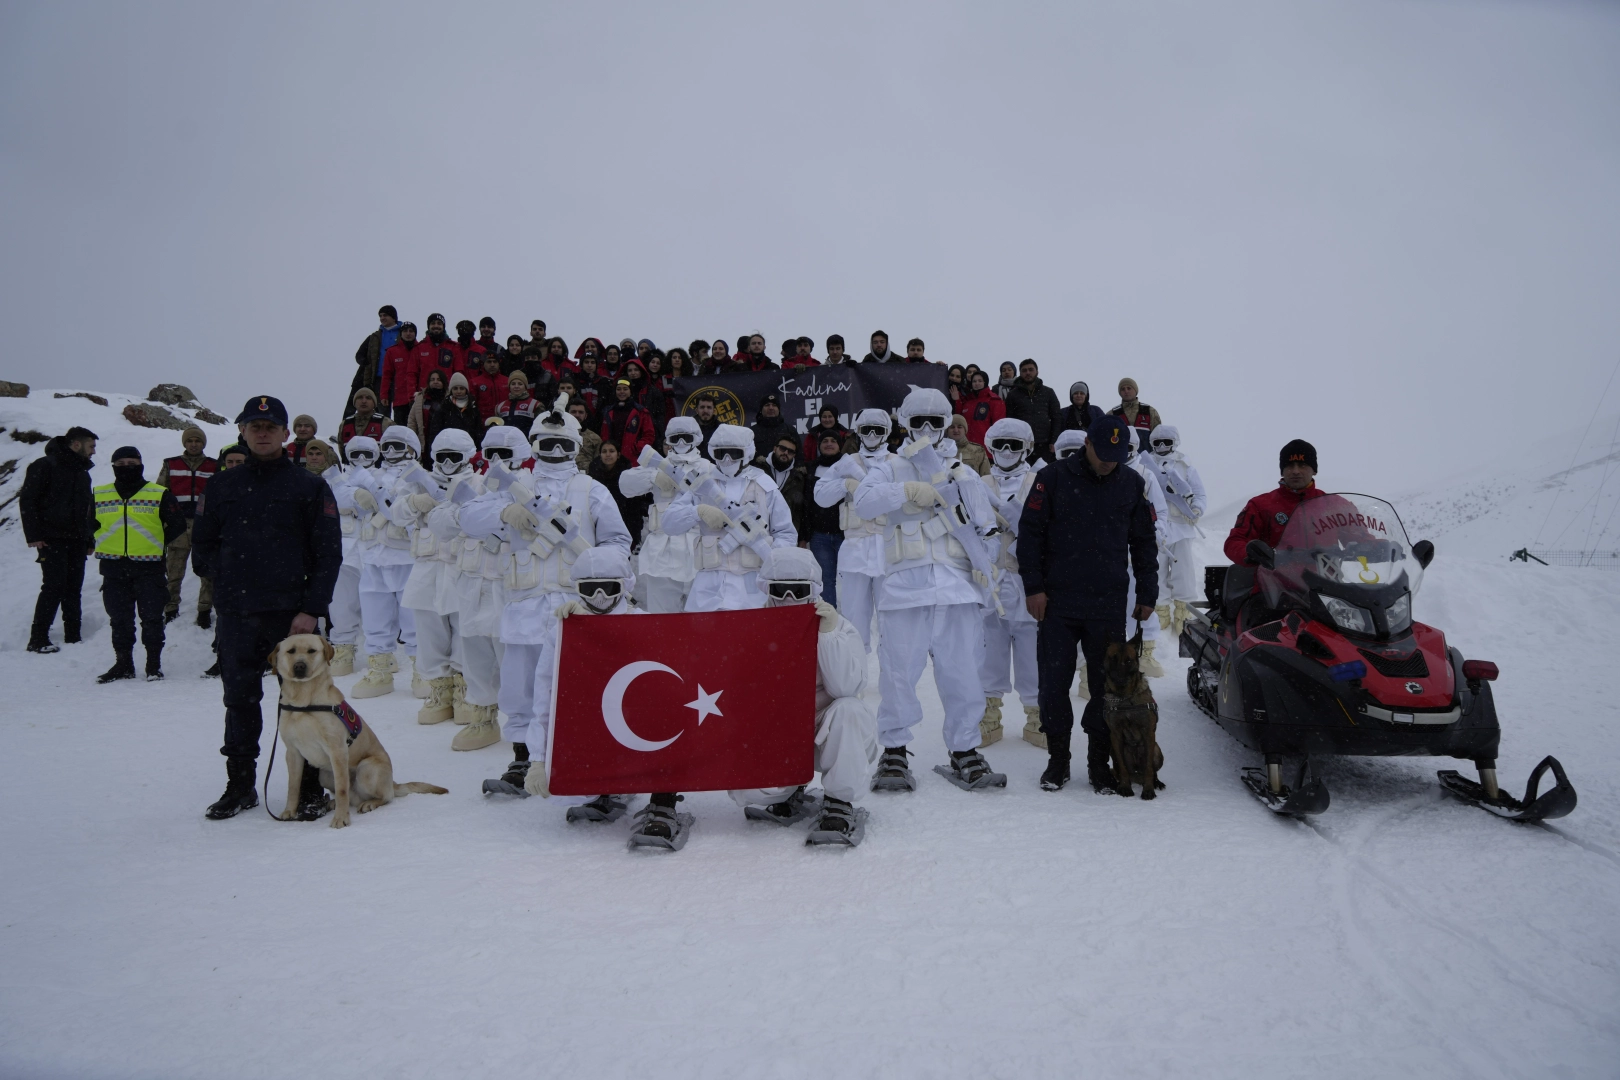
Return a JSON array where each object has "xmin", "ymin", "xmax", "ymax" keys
[
  {"xmin": 1003, "ymin": 376, "xmax": 1062, "ymax": 450},
  {"xmin": 20, "ymin": 437, "xmax": 95, "ymax": 546},
  {"xmin": 954, "ymin": 386, "xmax": 1006, "ymax": 446}
]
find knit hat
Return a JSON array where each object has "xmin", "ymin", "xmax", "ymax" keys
[
  {"xmin": 351, "ymin": 388, "xmax": 377, "ymax": 406},
  {"xmin": 303, "ymin": 438, "xmax": 336, "ymax": 472},
  {"xmin": 507, "ymin": 370, "xmax": 529, "ymax": 388},
  {"xmin": 1118, "ymin": 377, "xmax": 1139, "ymax": 394},
  {"xmin": 111, "ymin": 445, "xmax": 141, "ymax": 462},
  {"xmin": 447, "ymin": 372, "xmax": 470, "ymax": 394},
  {"xmin": 1087, "ymin": 416, "xmax": 1133, "ymax": 462},
  {"xmin": 291, "ymin": 413, "xmax": 317, "ymax": 433},
  {"xmin": 1279, "ymin": 439, "xmax": 1317, "ymax": 473},
  {"xmin": 1069, "ymin": 381, "xmax": 1089, "ymax": 400},
  {"xmin": 181, "ymin": 425, "xmax": 206, "ymax": 447}
]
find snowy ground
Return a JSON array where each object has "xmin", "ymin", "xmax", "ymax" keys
[{"xmin": 1, "ymin": 392, "xmax": 1618, "ymax": 1077}]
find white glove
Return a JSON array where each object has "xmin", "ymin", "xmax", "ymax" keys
[
  {"xmin": 652, "ymin": 469, "xmax": 676, "ymax": 493},
  {"xmin": 844, "ymin": 478, "xmax": 859, "ymax": 494},
  {"xmin": 500, "ymin": 501, "xmax": 540, "ymax": 535},
  {"xmin": 554, "ymin": 601, "xmax": 588, "ymax": 620},
  {"xmin": 904, "ymin": 481, "xmax": 940, "ymax": 507},
  {"xmin": 813, "ymin": 599, "xmax": 839, "ymax": 634},
  {"xmin": 352, "ymin": 488, "xmax": 377, "ymax": 512},
  {"xmin": 524, "ymin": 762, "xmax": 551, "ymax": 797},
  {"xmin": 407, "ymin": 492, "xmax": 438, "ymax": 514},
  {"xmin": 696, "ymin": 504, "xmax": 732, "ymax": 529}
]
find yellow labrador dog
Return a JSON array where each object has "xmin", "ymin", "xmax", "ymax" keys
[{"xmin": 271, "ymin": 635, "xmax": 447, "ymax": 828}]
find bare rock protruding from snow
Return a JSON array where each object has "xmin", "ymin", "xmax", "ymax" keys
[
  {"xmin": 123, "ymin": 402, "xmax": 190, "ymax": 431},
  {"xmin": 54, "ymin": 392, "xmax": 108, "ymax": 406},
  {"xmin": 9, "ymin": 429, "xmax": 49, "ymax": 444},
  {"xmin": 193, "ymin": 406, "xmax": 227, "ymax": 425},
  {"xmin": 0, "ymin": 381, "xmax": 28, "ymax": 398},
  {"xmin": 147, "ymin": 384, "xmax": 198, "ymax": 408}
]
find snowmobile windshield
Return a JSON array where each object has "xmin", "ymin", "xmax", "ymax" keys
[{"xmin": 1260, "ymin": 493, "xmax": 1423, "ymax": 639}]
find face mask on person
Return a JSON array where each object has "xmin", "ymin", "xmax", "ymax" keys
[
  {"xmin": 857, "ymin": 424, "xmax": 889, "ymax": 451},
  {"xmin": 432, "ymin": 449, "xmax": 468, "ymax": 477},
  {"xmin": 904, "ymin": 414, "xmax": 948, "ymax": 449},
  {"xmin": 990, "ymin": 438, "xmax": 1029, "ymax": 471},
  {"xmin": 380, "ymin": 441, "xmax": 411, "ymax": 464},
  {"xmin": 765, "ymin": 579, "xmax": 814, "ymax": 607},
  {"xmin": 113, "ymin": 464, "xmax": 145, "ymax": 486},
  {"xmin": 666, "ymin": 433, "xmax": 698, "ymax": 459},
  {"xmin": 712, "ymin": 446, "xmax": 746, "ymax": 477},
  {"xmin": 347, "ymin": 448, "xmax": 377, "ymax": 468},
  {"xmin": 574, "ymin": 578, "xmax": 624, "ymax": 614},
  {"xmin": 531, "ymin": 434, "xmax": 578, "ymax": 464}
]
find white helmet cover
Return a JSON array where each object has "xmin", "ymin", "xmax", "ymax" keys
[
  {"xmin": 529, "ymin": 404, "xmax": 583, "ymax": 458},
  {"xmin": 379, "ymin": 425, "xmax": 421, "ymax": 456},
  {"xmin": 664, "ymin": 416, "xmax": 701, "ymax": 454},
  {"xmin": 1054, "ymin": 429, "xmax": 1087, "ymax": 459},
  {"xmin": 708, "ymin": 423, "xmax": 754, "ymax": 474},
  {"xmin": 756, "ymin": 545, "xmax": 823, "ymax": 600},
  {"xmin": 854, "ymin": 408, "xmax": 892, "ymax": 450},
  {"xmin": 896, "ymin": 388, "xmax": 952, "ymax": 445},
  {"xmin": 571, "ymin": 544, "xmax": 635, "ymax": 612},
  {"xmin": 985, "ymin": 416, "xmax": 1035, "ymax": 471},
  {"xmin": 430, "ymin": 428, "xmax": 476, "ymax": 476},
  {"xmin": 479, "ymin": 425, "xmax": 530, "ymax": 459},
  {"xmin": 345, "ymin": 435, "xmax": 380, "ymax": 464}
]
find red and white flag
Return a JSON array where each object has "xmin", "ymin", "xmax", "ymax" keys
[{"xmin": 545, "ymin": 606, "xmax": 819, "ymax": 795}]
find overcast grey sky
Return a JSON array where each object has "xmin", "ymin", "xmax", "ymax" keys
[{"xmin": 3, "ymin": 0, "xmax": 1618, "ymax": 507}]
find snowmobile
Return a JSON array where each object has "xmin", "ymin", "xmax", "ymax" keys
[{"xmin": 1180, "ymin": 492, "xmax": 1576, "ymax": 822}]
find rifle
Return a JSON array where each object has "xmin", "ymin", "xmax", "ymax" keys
[
  {"xmin": 689, "ymin": 473, "xmax": 775, "ymax": 566},
  {"xmin": 899, "ymin": 437, "xmax": 1005, "ymax": 616}
]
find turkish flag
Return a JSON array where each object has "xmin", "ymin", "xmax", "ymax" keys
[{"xmin": 545, "ymin": 606, "xmax": 820, "ymax": 796}]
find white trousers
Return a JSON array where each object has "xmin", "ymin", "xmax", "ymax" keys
[
  {"xmin": 836, "ymin": 571, "xmax": 879, "ymax": 651},
  {"xmin": 461, "ymin": 634, "xmax": 503, "ymax": 708},
  {"xmin": 729, "ymin": 696, "xmax": 880, "ymax": 806},
  {"xmin": 981, "ymin": 609, "xmax": 1038, "ymax": 703},
  {"xmin": 876, "ymin": 603, "xmax": 986, "ymax": 753},
  {"xmin": 412, "ymin": 609, "xmax": 461, "ymax": 680},
  {"xmin": 641, "ymin": 575, "xmax": 690, "ymax": 614},
  {"xmin": 359, "ymin": 563, "xmax": 416, "ymax": 655},
  {"xmin": 328, "ymin": 564, "xmax": 362, "ymax": 647},
  {"xmin": 500, "ymin": 641, "xmax": 544, "ymax": 747},
  {"xmin": 1158, "ymin": 537, "xmax": 1201, "ymax": 603}
]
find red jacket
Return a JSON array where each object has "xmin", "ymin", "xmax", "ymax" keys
[
  {"xmin": 954, "ymin": 387, "xmax": 1006, "ymax": 446},
  {"xmin": 599, "ymin": 401, "xmax": 655, "ymax": 461},
  {"xmin": 782, "ymin": 356, "xmax": 821, "ymax": 370},
  {"xmin": 160, "ymin": 454, "xmax": 217, "ymax": 519},
  {"xmin": 379, "ymin": 342, "xmax": 418, "ymax": 406},
  {"xmin": 1224, "ymin": 482, "xmax": 1329, "ymax": 563},
  {"xmin": 418, "ymin": 339, "xmax": 465, "ymax": 386},
  {"xmin": 468, "ymin": 370, "xmax": 509, "ymax": 418}
]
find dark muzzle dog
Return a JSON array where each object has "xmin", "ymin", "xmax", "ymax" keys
[{"xmin": 1102, "ymin": 630, "xmax": 1165, "ymax": 799}]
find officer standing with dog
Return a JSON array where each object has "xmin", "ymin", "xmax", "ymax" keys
[
  {"xmin": 1017, "ymin": 415, "xmax": 1159, "ymax": 794},
  {"xmin": 193, "ymin": 395, "xmax": 343, "ymax": 821}
]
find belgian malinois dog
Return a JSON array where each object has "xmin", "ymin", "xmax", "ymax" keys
[{"xmin": 1102, "ymin": 628, "xmax": 1165, "ymax": 799}]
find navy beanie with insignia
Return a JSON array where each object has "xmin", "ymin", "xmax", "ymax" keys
[
  {"xmin": 1279, "ymin": 438, "xmax": 1317, "ymax": 473},
  {"xmin": 234, "ymin": 395, "xmax": 289, "ymax": 427},
  {"xmin": 1087, "ymin": 415, "xmax": 1133, "ymax": 463}
]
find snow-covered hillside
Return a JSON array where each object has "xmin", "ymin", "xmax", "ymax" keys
[{"xmin": 0, "ymin": 389, "xmax": 1616, "ymax": 1079}]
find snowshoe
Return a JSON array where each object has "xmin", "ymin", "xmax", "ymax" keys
[
  {"xmin": 870, "ymin": 746, "xmax": 916, "ymax": 793},
  {"xmin": 1040, "ymin": 761, "xmax": 1070, "ymax": 792},
  {"xmin": 1240, "ymin": 760, "xmax": 1329, "ymax": 817},
  {"xmin": 1438, "ymin": 756, "xmax": 1577, "ymax": 823},
  {"xmin": 806, "ymin": 798, "xmax": 868, "ymax": 847},
  {"xmin": 934, "ymin": 749, "xmax": 1007, "ymax": 791},
  {"xmin": 482, "ymin": 759, "xmax": 532, "ymax": 798},
  {"xmin": 745, "ymin": 786, "xmax": 821, "ymax": 827},
  {"xmin": 628, "ymin": 798, "xmax": 693, "ymax": 851},
  {"xmin": 568, "ymin": 794, "xmax": 631, "ymax": 823}
]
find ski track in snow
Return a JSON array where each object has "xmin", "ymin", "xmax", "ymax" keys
[{"xmin": 1, "ymin": 392, "xmax": 1618, "ymax": 1077}]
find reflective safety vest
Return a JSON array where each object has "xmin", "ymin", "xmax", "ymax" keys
[
  {"xmin": 162, "ymin": 455, "xmax": 216, "ymax": 519},
  {"xmin": 93, "ymin": 482, "xmax": 167, "ymax": 561}
]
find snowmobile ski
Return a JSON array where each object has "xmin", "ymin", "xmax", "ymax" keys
[
  {"xmin": 807, "ymin": 805, "xmax": 869, "ymax": 848},
  {"xmin": 481, "ymin": 778, "xmax": 530, "ymax": 798},
  {"xmin": 744, "ymin": 787, "xmax": 821, "ymax": 827},
  {"xmin": 567, "ymin": 795, "xmax": 631, "ymax": 823},
  {"xmin": 1438, "ymin": 756, "xmax": 1577, "ymax": 823},
  {"xmin": 627, "ymin": 804, "xmax": 693, "ymax": 851},
  {"xmin": 1240, "ymin": 765, "xmax": 1329, "ymax": 816}
]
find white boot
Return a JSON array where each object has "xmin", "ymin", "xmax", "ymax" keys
[
  {"xmin": 385, "ymin": 652, "xmax": 399, "ymax": 673},
  {"xmin": 1155, "ymin": 603, "xmax": 1173, "ymax": 633},
  {"xmin": 1022, "ymin": 704, "xmax": 1046, "ymax": 749},
  {"xmin": 451, "ymin": 702, "xmax": 502, "ymax": 751},
  {"xmin": 451, "ymin": 672, "xmax": 471, "ymax": 724},
  {"xmin": 1076, "ymin": 663, "xmax": 1090, "ymax": 701},
  {"xmin": 417, "ymin": 676, "xmax": 455, "ymax": 724},
  {"xmin": 349, "ymin": 652, "xmax": 395, "ymax": 699},
  {"xmin": 410, "ymin": 655, "xmax": 428, "ymax": 698},
  {"xmin": 1140, "ymin": 640, "xmax": 1166, "ymax": 678},
  {"xmin": 329, "ymin": 643, "xmax": 356, "ymax": 677},
  {"xmin": 1172, "ymin": 599, "xmax": 1195, "ymax": 638},
  {"xmin": 980, "ymin": 696, "xmax": 1004, "ymax": 745}
]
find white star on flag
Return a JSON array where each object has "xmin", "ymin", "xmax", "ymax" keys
[{"xmin": 683, "ymin": 685, "xmax": 723, "ymax": 725}]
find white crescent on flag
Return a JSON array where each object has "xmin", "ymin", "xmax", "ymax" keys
[{"xmin": 601, "ymin": 661, "xmax": 684, "ymax": 752}]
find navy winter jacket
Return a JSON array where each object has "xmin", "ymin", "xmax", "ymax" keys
[{"xmin": 1017, "ymin": 453, "xmax": 1159, "ymax": 618}]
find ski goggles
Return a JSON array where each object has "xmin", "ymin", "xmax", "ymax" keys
[
  {"xmin": 532, "ymin": 436, "xmax": 577, "ymax": 455},
  {"xmin": 1055, "ymin": 444, "xmax": 1083, "ymax": 460},
  {"xmin": 347, "ymin": 450, "xmax": 376, "ymax": 466},
  {"xmin": 856, "ymin": 425, "xmax": 889, "ymax": 439},
  {"xmin": 380, "ymin": 442, "xmax": 412, "ymax": 459},
  {"xmin": 989, "ymin": 438, "xmax": 1028, "ymax": 454},
  {"xmin": 1152, "ymin": 439, "xmax": 1175, "ymax": 451},
  {"xmin": 433, "ymin": 450, "xmax": 466, "ymax": 466},
  {"xmin": 667, "ymin": 434, "xmax": 697, "ymax": 452},
  {"xmin": 711, "ymin": 446, "xmax": 747, "ymax": 463},
  {"xmin": 575, "ymin": 579, "xmax": 623, "ymax": 606},
  {"xmin": 905, "ymin": 415, "xmax": 948, "ymax": 432},
  {"xmin": 767, "ymin": 581, "xmax": 813, "ymax": 602},
  {"xmin": 483, "ymin": 446, "xmax": 515, "ymax": 461}
]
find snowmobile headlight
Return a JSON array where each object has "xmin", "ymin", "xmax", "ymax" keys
[
  {"xmin": 1321, "ymin": 595, "xmax": 1374, "ymax": 635},
  {"xmin": 1386, "ymin": 593, "xmax": 1412, "ymax": 634}
]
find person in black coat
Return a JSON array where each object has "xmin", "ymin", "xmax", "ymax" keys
[
  {"xmin": 1002, "ymin": 359, "xmax": 1063, "ymax": 461},
  {"xmin": 431, "ymin": 372, "xmax": 485, "ymax": 449},
  {"xmin": 20, "ymin": 426, "xmax": 98, "ymax": 652},
  {"xmin": 749, "ymin": 393, "xmax": 795, "ymax": 459},
  {"xmin": 1056, "ymin": 380, "xmax": 1106, "ymax": 438},
  {"xmin": 192, "ymin": 395, "xmax": 343, "ymax": 821},
  {"xmin": 1017, "ymin": 415, "xmax": 1159, "ymax": 793}
]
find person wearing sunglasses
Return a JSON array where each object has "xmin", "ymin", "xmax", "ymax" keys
[
  {"xmin": 851, "ymin": 388, "xmax": 1005, "ymax": 792},
  {"xmin": 1146, "ymin": 425, "xmax": 1206, "ymax": 638},
  {"xmin": 811, "ymin": 408, "xmax": 894, "ymax": 652},
  {"xmin": 975, "ymin": 417, "xmax": 1046, "ymax": 751},
  {"xmin": 349, "ymin": 426, "xmax": 424, "ymax": 702},
  {"xmin": 458, "ymin": 400, "xmax": 632, "ymax": 785},
  {"xmin": 715, "ymin": 548, "xmax": 880, "ymax": 847},
  {"xmin": 322, "ymin": 435, "xmax": 380, "ymax": 678},
  {"xmin": 617, "ymin": 416, "xmax": 711, "ymax": 613},
  {"xmin": 660, "ymin": 424, "xmax": 796, "ymax": 612},
  {"xmin": 511, "ymin": 546, "xmax": 644, "ymax": 824}
]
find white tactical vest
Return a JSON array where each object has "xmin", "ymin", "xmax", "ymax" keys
[
  {"xmin": 988, "ymin": 469, "xmax": 1036, "ymax": 573},
  {"xmin": 838, "ymin": 453, "xmax": 886, "ymax": 540},
  {"xmin": 880, "ymin": 455, "xmax": 974, "ymax": 574},
  {"xmin": 504, "ymin": 471, "xmax": 597, "ymax": 597},
  {"xmin": 694, "ymin": 474, "xmax": 774, "ymax": 574}
]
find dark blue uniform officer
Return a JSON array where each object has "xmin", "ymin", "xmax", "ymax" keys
[
  {"xmin": 193, "ymin": 395, "xmax": 342, "ymax": 820},
  {"xmin": 1018, "ymin": 415, "xmax": 1159, "ymax": 792}
]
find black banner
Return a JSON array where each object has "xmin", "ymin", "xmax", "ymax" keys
[{"xmin": 671, "ymin": 363, "xmax": 949, "ymax": 438}]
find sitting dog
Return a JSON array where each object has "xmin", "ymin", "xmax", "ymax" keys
[
  {"xmin": 271, "ymin": 634, "xmax": 447, "ymax": 828},
  {"xmin": 1102, "ymin": 634, "xmax": 1165, "ymax": 799}
]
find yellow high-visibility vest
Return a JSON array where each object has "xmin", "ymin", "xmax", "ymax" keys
[{"xmin": 93, "ymin": 481, "xmax": 166, "ymax": 561}]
